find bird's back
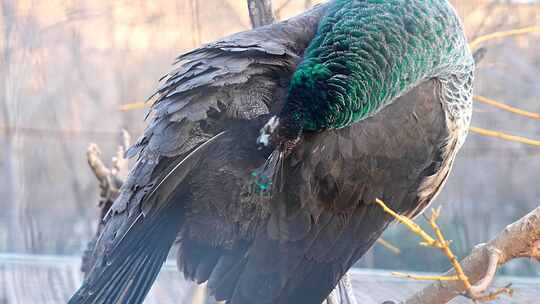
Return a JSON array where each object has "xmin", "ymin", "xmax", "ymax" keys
[{"xmin": 177, "ymin": 79, "xmax": 458, "ymax": 304}]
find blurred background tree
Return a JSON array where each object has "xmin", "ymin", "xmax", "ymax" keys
[{"xmin": 0, "ymin": 0, "xmax": 539, "ymax": 278}]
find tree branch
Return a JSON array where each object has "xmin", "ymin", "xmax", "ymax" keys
[
  {"xmin": 247, "ymin": 0, "xmax": 275, "ymax": 28},
  {"xmin": 85, "ymin": 130, "xmax": 130, "ymax": 209},
  {"xmin": 467, "ymin": 247, "xmax": 502, "ymax": 297},
  {"xmin": 81, "ymin": 130, "xmax": 130, "ymax": 276},
  {"xmin": 403, "ymin": 206, "xmax": 540, "ymax": 304}
]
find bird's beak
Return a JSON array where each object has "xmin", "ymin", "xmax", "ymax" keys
[{"xmin": 256, "ymin": 115, "xmax": 280, "ymax": 149}]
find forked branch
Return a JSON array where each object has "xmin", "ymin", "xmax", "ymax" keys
[
  {"xmin": 403, "ymin": 205, "xmax": 540, "ymax": 304},
  {"xmin": 81, "ymin": 130, "xmax": 130, "ymax": 276},
  {"xmin": 375, "ymin": 199, "xmax": 540, "ymax": 304}
]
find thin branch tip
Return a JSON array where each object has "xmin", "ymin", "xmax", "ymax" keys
[{"xmin": 375, "ymin": 198, "xmax": 528, "ymax": 303}]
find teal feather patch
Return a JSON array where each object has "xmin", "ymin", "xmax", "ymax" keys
[{"xmin": 250, "ymin": 149, "xmax": 284, "ymax": 196}]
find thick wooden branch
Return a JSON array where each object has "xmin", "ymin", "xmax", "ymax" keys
[
  {"xmin": 85, "ymin": 130, "xmax": 130, "ymax": 209},
  {"xmin": 467, "ymin": 247, "xmax": 503, "ymax": 299},
  {"xmin": 81, "ymin": 130, "xmax": 130, "ymax": 276},
  {"xmin": 247, "ymin": 0, "xmax": 275, "ymax": 28},
  {"xmin": 403, "ymin": 206, "xmax": 540, "ymax": 304}
]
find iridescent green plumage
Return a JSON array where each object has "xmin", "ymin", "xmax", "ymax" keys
[{"xmin": 282, "ymin": 0, "xmax": 474, "ymax": 131}]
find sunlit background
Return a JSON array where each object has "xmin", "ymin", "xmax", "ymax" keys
[{"xmin": 1, "ymin": 0, "xmax": 539, "ymax": 285}]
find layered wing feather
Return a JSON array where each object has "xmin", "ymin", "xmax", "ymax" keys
[{"xmin": 69, "ymin": 5, "xmax": 327, "ymax": 304}]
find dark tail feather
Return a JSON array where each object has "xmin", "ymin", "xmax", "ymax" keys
[
  {"xmin": 69, "ymin": 132, "xmax": 227, "ymax": 304},
  {"xmin": 68, "ymin": 203, "xmax": 183, "ymax": 304},
  {"xmin": 208, "ymin": 251, "xmax": 249, "ymax": 302},
  {"xmin": 124, "ymin": 249, "xmax": 169, "ymax": 303}
]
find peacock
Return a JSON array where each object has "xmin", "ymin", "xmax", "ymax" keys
[{"xmin": 70, "ymin": 0, "xmax": 474, "ymax": 303}]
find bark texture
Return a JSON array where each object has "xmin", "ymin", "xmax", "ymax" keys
[
  {"xmin": 81, "ymin": 131, "xmax": 130, "ymax": 277},
  {"xmin": 403, "ymin": 206, "xmax": 540, "ymax": 304}
]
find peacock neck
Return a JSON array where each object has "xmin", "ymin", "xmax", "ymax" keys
[{"xmin": 280, "ymin": 0, "xmax": 475, "ymax": 133}]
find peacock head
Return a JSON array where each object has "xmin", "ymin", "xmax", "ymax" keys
[
  {"xmin": 257, "ymin": 115, "xmax": 280, "ymax": 148},
  {"xmin": 256, "ymin": 115, "xmax": 302, "ymax": 154}
]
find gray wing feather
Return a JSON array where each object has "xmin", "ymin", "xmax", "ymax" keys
[
  {"xmin": 72, "ymin": 5, "xmax": 328, "ymax": 304},
  {"xmin": 115, "ymin": 5, "xmax": 327, "ymax": 218}
]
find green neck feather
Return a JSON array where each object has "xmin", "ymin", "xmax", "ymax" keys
[{"xmin": 282, "ymin": 0, "xmax": 474, "ymax": 131}]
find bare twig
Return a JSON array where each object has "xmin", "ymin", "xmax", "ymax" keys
[
  {"xmin": 474, "ymin": 95, "xmax": 540, "ymax": 121},
  {"xmin": 391, "ymin": 273, "xmax": 459, "ymax": 282},
  {"xmin": 469, "ymin": 127, "xmax": 540, "ymax": 148},
  {"xmin": 428, "ymin": 208, "xmax": 473, "ymax": 292},
  {"xmin": 374, "ymin": 199, "xmax": 438, "ymax": 247},
  {"xmin": 377, "ymin": 238, "xmax": 402, "ymax": 255},
  {"xmin": 120, "ymin": 102, "xmax": 147, "ymax": 111},
  {"xmin": 375, "ymin": 199, "xmax": 524, "ymax": 303},
  {"xmin": 402, "ymin": 206, "xmax": 540, "ymax": 304},
  {"xmin": 469, "ymin": 26, "xmax": 540, "ymax": 50}
]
